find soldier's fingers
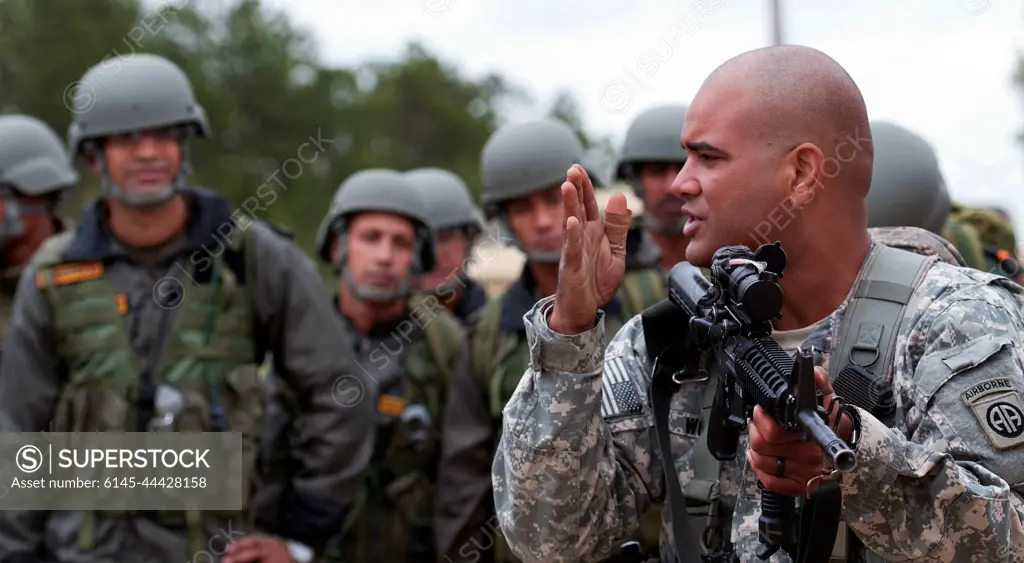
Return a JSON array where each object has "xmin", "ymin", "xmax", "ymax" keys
[
  {"xmin": 750, "ymin": 405, "xmax": 803, "ymax": 445},
  {"xmin": 813, "ymin": 367, "xmax": 834, "ymax": 395},
  {"xmin": 562, "ymin": 216, "xmax": 584, "ymax": 272},
  {"xmin": 567, "ymin": 164, "xmax": 584, "ymax": 191},
  {"xmin": 561, "ymin": 182, "xmax": 583, "ymax": 229},
  {"xmin": 603, "ymin": 193, "xmax": 632, "ymax": 257},
  {"xmin": 746, "ymin": 452, "xmax": 813, "ymax": 497},
  {"xmin": 578, "ymin": 165, "xmax": 601, "ymax": 222}
]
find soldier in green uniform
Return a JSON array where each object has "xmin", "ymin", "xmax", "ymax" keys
[
  {"xmin": 292, "ymin": 169, "xmax": 465, "ymax": 563},
  {"xmin": 0, "ymin": 54, "xmax": 375, "ymax": 563},
  {"xmin": 434, "ymin": 119, "xmax": 665, "ymax": 563},
  {"xmin": 0, "ymin": 114, "xmax": 79, "ymax": 360},
  {"xmin": 615, "ymin": 105, "xmax": 690, "ymax": 278},
  {"xmin": 406, "ymin": 167, "xmax": 488, "ymax": 327}
]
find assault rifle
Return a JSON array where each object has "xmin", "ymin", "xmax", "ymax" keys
[{"xmin": 666, "ymin": 242, "xmax": 856, "ymax": 562}]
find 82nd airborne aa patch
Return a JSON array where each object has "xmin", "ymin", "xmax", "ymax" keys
[{"xmin": 961, "ymin": 377, "xmax": 1024, "ymax": 450}]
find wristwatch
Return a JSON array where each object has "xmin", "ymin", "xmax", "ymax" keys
[{"xmin": 285, "ymin": 540, "xmax": 314, "ymax": 563}]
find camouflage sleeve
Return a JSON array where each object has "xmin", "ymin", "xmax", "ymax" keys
[
  {"xmin": 840, "ymin": 271, "xmax": 1024, "ymax": 561},
  {"xmin": 434, "ymin": 343, "xmax": 496, "ymax": 561},
  {"xmin": 492, "ymin": 295, "xmax": 662, "ymax": 563}
]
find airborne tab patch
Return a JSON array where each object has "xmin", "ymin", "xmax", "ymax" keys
[
  {"xmin": 601, "ymin": 358, "xmax": 643, "ymax": 419},
  {"xmin": 961, "ymin": 377, "xmax": 1024, "ymax": 450}
]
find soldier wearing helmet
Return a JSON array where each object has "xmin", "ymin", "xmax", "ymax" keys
[
  {"xmin": 866, "ymin": 120, "xmax": 1020, "ymax": 281},
  {"xmin": 0, "ymin": 114, "xmax": 79, "ymax": 358},
  {"xmin": 434, "ymin": 119, "xmax": 664, "ymax": 563},
  {"xmin": 615, "ymin": 105, "xmax": 691, "ymax": 275},
  {"xmin": 287, "ymin": 169, "xmax": 463, "ymax": 563},
  {"xmin": 406, "ymin": 167, "xmax": 488, "ymax": 326},
  {"xmin": 0, "ymin": 54, "xmax": 375, "ymax": 563}
]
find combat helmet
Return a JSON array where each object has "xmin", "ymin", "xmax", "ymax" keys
[
  {"xmin": 405, "ymin": 167, "xmax": 484, "ymax": 237},
  {"xmin": 67, "ymin": 53, "xmax": 209, "ymax": 208},
  {"xmin": 614, "ymin": 105, "xmax": 689, "ymax": 235},
  {"xmin": 0, "ymin": 114, "xmax": 79, "ymax": 251},
  {"xmin": 316, "ymin": 169, "xmax": 435, "ymax": 301},
  {"xmin": 480, "ymin": 119, "xmax": 599, "ymax": 262},
  {"xmin": 866, "ymin": 121, "xmax": 949, "ymax": 235}
]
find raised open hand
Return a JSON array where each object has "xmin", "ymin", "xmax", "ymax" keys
[{"xmin": 549, "ymin": 164, "xmax": 632, "ymax": 335}]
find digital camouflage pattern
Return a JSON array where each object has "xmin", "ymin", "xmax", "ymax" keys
[{"xmin": 492, "ymin": 239, "xmax": 1024, "ymax": 563}]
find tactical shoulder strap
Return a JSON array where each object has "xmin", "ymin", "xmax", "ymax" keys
[
  {"xmin": 470, "ymin": 296, "xmax": 504, "ymax": 389},
  {"xmin": 641, "ymin": 299, "xmax": 723, "ymax": 563},
  {"xmin": 414, "ymin": 298, "xmax": 463, "ymax": 383},
  {"xmin": 830, "ymin": 244, "xmax": 932, "ymax": 425}
]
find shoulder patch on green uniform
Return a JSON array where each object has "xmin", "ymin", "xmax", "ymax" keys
[{"xmin": 961, "ymin": 377, "xmax": 1024, "ymax": 450}]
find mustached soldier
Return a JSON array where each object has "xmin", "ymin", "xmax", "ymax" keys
[
  {"xmin": 0, "ymin": 54, "xmax": 375, "ymax": 563},
  {"xmin": 0, "ymin": 115, "xmax": 79, "ymax": 363},
  {"xmin": 615, "ymin": 105, "xmax": 691, "ymax": 278}
]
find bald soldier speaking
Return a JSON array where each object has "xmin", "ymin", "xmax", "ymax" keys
[{"xmin": 491, "ymin": 45, "xmax": 1024, "ymax": 563}]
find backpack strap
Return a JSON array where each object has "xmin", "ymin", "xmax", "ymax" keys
[
  {"xmin": 826, "ymin": 245, "xmax": 933, "ymax": 562},
  {"xmin": 829, "ymin": 244, "xmax": 932, "ymax": 424},
  {"xmin": 414, "ymin": 296, "xmax": 463, "ymax": 383},
  {"xmin": 470, "ymin": 296, "xmax": 504, "ymax": 392},
  {"xmin": 642, "ymin": 299, "xmax": 724, "ymax": 563}
]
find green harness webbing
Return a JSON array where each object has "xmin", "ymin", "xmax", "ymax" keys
[{"xmin": 75, "ymin": 259, "xmax": 231, "ymax": 555}]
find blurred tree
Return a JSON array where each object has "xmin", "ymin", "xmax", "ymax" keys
[
  {"xmin": 338, "ymin": 42, "xmax": 527, "ymax": 201},
  {"xmin": 0, "ymin": 0, "xmax": 603, "ymax": 267}
]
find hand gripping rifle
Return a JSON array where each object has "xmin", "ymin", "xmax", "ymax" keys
[{"xmin": 667, "ymin": 242, "xmax": 856, "ymax": 562}]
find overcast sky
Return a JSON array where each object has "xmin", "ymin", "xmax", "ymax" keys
[{"xmin": 266, "ymin": 0, "xmax": 1024, "ymax": 235}]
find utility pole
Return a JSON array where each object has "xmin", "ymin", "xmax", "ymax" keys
[{"xmin": 770, "ymin": 0, "xmax": 784, "ymax": 45}]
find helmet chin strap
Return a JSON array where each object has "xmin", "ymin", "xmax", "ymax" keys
[
  {"xmin": 498, "ymin": 217, "xmax": 561, "ymax": 264},
  {"xmin": 342, "ymin": 269, "xmax": 412, "ymax": 302},
  {"xmin": 90, "ymin": 137, "xmax": 193, "ymax": 209},
  {"xmin": 332, "ymin": 232, "xmax": 417, "ymax": 303}
]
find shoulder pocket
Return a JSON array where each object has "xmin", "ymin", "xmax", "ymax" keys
[{"xmin": 912, "ymin": 335, "xmax": 1024, "ymax": 465}]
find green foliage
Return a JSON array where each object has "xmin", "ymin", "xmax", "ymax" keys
[{"xmin": 0, "ymin": 0, "xmax": 606, "ymax": 281}]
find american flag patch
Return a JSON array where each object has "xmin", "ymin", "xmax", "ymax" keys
[{"xmin": 601, "ymin": 358, "xmax": 644, "ymax": 419}]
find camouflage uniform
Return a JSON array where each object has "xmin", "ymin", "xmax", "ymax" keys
[
  {"xmin": 435, "ymin": 120, "xmax": 666, "ymax": 563},
  {"xmin": 492, "ymin": 228, "xmax": 1024, "ymax": 563}
]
